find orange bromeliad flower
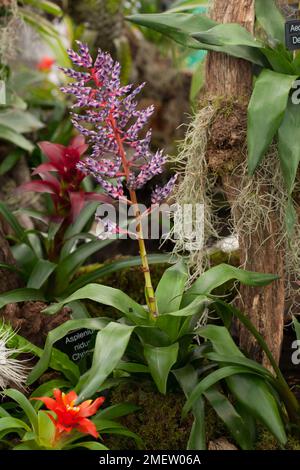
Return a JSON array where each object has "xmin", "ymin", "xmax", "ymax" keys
[{"xmin": 32, "ymin": 389, "xmax": 105, "ymax": 440}]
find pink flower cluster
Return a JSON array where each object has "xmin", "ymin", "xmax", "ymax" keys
[{"xmin": 60, "ymin": 42, "xmax": 177, "ymax": 205}]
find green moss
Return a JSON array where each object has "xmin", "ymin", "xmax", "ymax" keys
[
  {"xmin": 105, "ymin": 0, "xmax": 121, "ymax": 14},
  {"xmin": 105, "ymin": 381, "xmax": 300, "ymax": 450}
]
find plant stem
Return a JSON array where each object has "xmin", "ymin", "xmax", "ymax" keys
[{"xmin": 111, "ymin": 117, "xmax": 158, "ymax": 319}]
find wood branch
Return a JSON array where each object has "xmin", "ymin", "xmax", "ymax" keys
[{"xmin": 204, "ymin": 0, "xmax": 285, "ymax": 365}]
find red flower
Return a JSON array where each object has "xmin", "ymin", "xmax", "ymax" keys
[
  {"xmin": 32, "ymin": 389, "xmax": 105, "ymax": 440},
  {"xmin": 37, "ymin": 56, "xmax": 55, "ymax": 72},
  {"xmin": 19, "ymin": 136, "xmax": 112, "ymax": 221}
]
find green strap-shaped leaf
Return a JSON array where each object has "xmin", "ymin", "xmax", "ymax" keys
[
  {"xmin": 226, "ymin": 374, "xmax": 287, "ymax": 445},
  {"xmin": 182, "ymin": 366, "xmax": 253, "ymax": 416},
  {"xmin": 204, "ymin": 386, "xmax": 254, "ymax": 450},
  {"xmin": 77, "ymin": 323, "xmax": 135, "ymax": 401},
  {"xmin": 182, "ymin": 263, "xmax": 278, "ymax": 307},
  {"xmin": 65, "ymin": 254, "xmax": 170, "ymax": 295},
  {"xmin": 127, "ymin": 12, "xmax": 217, "ymax": 48},
  {"xmin": 144, "ymin": 342, "xmax": 179, "ymax": 394},
  {"xmin": 27, "ymin": 259, "xmax": 57, "ymax": 289},
  {"xmin": 156, "ymin": 259, "xmax": 188, "ymax": 314},
  {"xmin": 127, "ymin": 13, "xmax": 266, "ymax": 66},
  {"xmin": 173, "ymin": 365, "xmax": 206, "ymax": 450},
  {"xmin": 68, "ymin": 442, "xmax": 108, "ymax": 450},
  {"xmin": 0, "ymin": 124, "xmax": 34, "ymax": 152},
  {"xmin": 43, "ymin": 283, "xmax": 149, "ymax": 325},
  {"xmin": 95, "ymin": 403, "xmax": 140, "ymax": 421},
  {"xmin": 255, "ymin": 0, "xmax": 285, "ymax": 44},
  {"xmin": 248, "ymin": 69, "xmax": 297, "ymax": 175},
  {"xmin": 5, "ymin": 389, "xmax": 38, "ymax": 434},
  {"xmin": 192, "ymin": 23, "xmax": 263, "ymax": 48},
  {"xmin": 27, "ymin": 318, "xmax": 108, "ymax": 384},
  {"xmin": 278, "ymin": 97, "xmax": 300, "ymax": 193},
  {"xmin": 0, "ymin": 417, "xmax": 30, "ymax": 433},
  {"xmin": 0, "ymin": 288, "xmax": 45, "ymax": 309}
]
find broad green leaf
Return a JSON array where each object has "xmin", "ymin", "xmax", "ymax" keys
[
  {"xmin": 27, "ymin": 259, "xmax": 56, "ymax": 289},
  {"xmin": 173, "ymin": 365, "xmax": 206, "ymax": 450},
  {"xmin": 198, "ymin": 325, "xmax": 244, "ymax": 357},
  {"xmin": 77, "ymin": 323, "xmax": 135, "ymax": 401},
  {"xmin": 0, "ymin": 288, "xmax": 45, "ymax": 309},
  {"xmin": 182, "ymin": 365, "xmax": 252, "ymax": 416},
  {"xmin": 144, "ymin": 342, "xmax": 179, "ymax": 394},
  {"xmin": 226, "ymin": 374, "xmax": 287, "ymax": 445},
  {"xmin": 43, "ymin": 284, "xmax": 149, "ymax": 325},
  {"xmin": 0, "ymin": 124, "xmax": 34, "ymax": 151},
  {"xmin": 5, "ymin": 389, "xmax": 38, "ymax": 434},
  {"xmin": 156, "ymin": 260, "xmax": 188, "ymax": 314},
  {"xmin": 27, "ymin": 318, "xmax": 108, "ymax": 384},
  {"xmin": 203, "ymin": 352, "xmax": 273, "ymax": 380},
  {"xmin": 0, "ymin": 417, "xmax": 30, "ymax": 433},
  {"xmin": 255, "ymin": 0, "xmax": 285, "ymax": 43},
  {"xmin": 0, "ymin": 110, "xmax": 44, "ymax": 133},
  {"xmin": 192, "ymin": 23, "xmax": 263, "ymax": 48},
  {"xmin": 160, "ymin": 294, "xmax": 209, "ymax": 318},
  {"xmin": 248, "ymin": 69, "xmax": 297, "ymax": 175},
  {"xmin": 37, "ymin": 411, "xmax": 56, "ymax": 448},
  {"xmin": 116, "ymin": 362, "xmax": 149, "ymax": 373},
  {"xmin": 65, "ymin": 254, "xmax": 170, "ymax": 295},
  {"xmin": 182, "ymin": 263, "xmax": 278, "ymax": 307},
  {"xmin": 278, "ymin": 97, "xmax": 300, "ymax": 193},
  {"xmin": 127, "ymin": 13, "xmax": 217, "ymax": 48},
  {"xmin": 204, "ymin": 386, "xmax": 254, "ymax": 450}
]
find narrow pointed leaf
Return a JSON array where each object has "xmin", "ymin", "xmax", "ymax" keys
[
  {"xmin": 77, "ymin": 323, "xmax": 135, "ymax": 401},
  {"xmin": 192, "ymin": 23, "xmax": 263, "ymax": 48},
  {"xmin": 182, "ymin": 263, "xmax": 278, "ymax": 307},
  {"xmin": 173, "ymin": 365, "xmax": 206, "ymax": 450},
  {"xmin": 0, "ymin": 288, "xmax": 45, "ymax": 309},
  {"xmin": 43, "ymin": 284, "xmax": 148, "ymax": 325},
  {"xmin": 226, "ymin": 374, "xmax": 287, "ymax": 445},
  {"xmin": 255, "ymin": 0, "xmax": 285, "ymax": 43},
  {"xmin": 278, "ymin": 97, "xmax": 300, "ymax": 193}
]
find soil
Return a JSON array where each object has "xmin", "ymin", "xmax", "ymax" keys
[{"xmin": 1, "ymin": 301, "xmax": 70, "ymax": 347}]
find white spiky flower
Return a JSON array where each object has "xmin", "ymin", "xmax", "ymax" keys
[{"xmin": 0, "ymin": 325, "xmax": 29, "ymax": 391}]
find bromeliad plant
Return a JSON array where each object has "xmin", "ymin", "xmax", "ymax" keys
[
  {"xmin": 0, "ymin": 135, "xmax": 169, "ymax": 302},
  {"xmin": 127, "ymin": 0, "xmax": 300, "ymax": 197},
  {"xmin": 0, "ymin": 386, "xmax": 141, "ymax": 450},
  {"xmin": 24, "ymin": 42, "xmax": 300, "ymax": 449}
]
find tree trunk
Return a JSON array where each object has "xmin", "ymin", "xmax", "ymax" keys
[{"xmin": 205, "ymin": 0, "xmax": 285, "ymax": 365}]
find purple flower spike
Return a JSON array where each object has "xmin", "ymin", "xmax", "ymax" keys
[
  {"xmin": 151, "ymin": 175, "xmax": 178, "ymax": 205},
  {"xmin": 61, "ymin": 42, "xmax": 177, "ymax": 206}
]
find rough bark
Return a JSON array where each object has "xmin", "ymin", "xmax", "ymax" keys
[{"xmin": 205, "ymin": 0, "xmax": 285, "ymax": 365}]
